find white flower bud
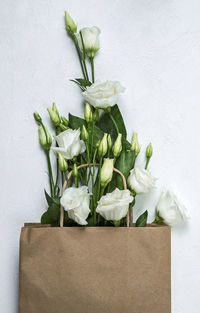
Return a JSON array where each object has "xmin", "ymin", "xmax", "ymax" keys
[
  {"xmin": 130, "ymin": 133, "xmax": 140, "ymax": 156},
  {"xmin": 52, "ymin": 102, "xmax": 59, "ymax": 116},
  {"xmin": 47, "ymin": 107, "xmax": 60, "ymax": 126},
  {"xmin": 112, "ymin": 133, "xmax": 122, "ymax": 158},
  {"xmin": 81, "ymin": 125, "xmax": 88, "ymax": 141},
  {"xmin": 98, "ymin": 133, "xmax": 108, "ymax": 157},
  {"xmin": 79, "ymin": 27, "xmax": 100, "ymax": 58},
  {"xmin": 72, "ymin": 163, "xmax": 78, "ymax": 178},
  {"xmin": 58, "ymin": 152, "xmax": 68, "ymax": 172},
  {"xmin": 38, "ymin": 125, "xmax": 52, "ymax": 150},
  {"xmin": 146, "ymin": 142, "xmax": 153, "ymax": 158},
  {"xmin": 65, "ymin": 11, "xmax": 77, "ymax": 34},
  {"xmin": 100, "ymin": 158, "xmax": 114, "ymax": 188},
  {"xmin": 84, "ymin": 103, "xmax": 93, "ymax": 123},
  {"xmin": 107, "ymin": 135, "xmax": 112, "ymax": 151}
]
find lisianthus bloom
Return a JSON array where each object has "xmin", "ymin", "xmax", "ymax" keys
[
  {"xmin": 100, "ymin": 158, "xmax": 114, "ymax": 188},
  {"xmin": 52, "ymin": 128, "xmax": 85, "ymax": 160},
  {"xmin": 82, "ymin": 80, "xmax": 125, "ymax": 109},
  {"xmin": 96, "ymin": 188, "xmax": 133, "ymax": 221},
  {"xmin": 128, "ymin": 167, "xmax": 156, "ymax": 194},
  {"xmin": 155, "ymin": 191, "xmax": 189, "ymax": 227},
  {"xmin": 78, "ymin": 26, "xmax": 100, "ymax": 58},
  {"xmin": 60, "ymin": 186, "xmax": 90, "ymax": 225}
]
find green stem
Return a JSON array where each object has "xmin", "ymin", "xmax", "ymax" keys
[
  {"xmin": 61, "ymin": 172, "xmax": 64, "ymax": 186},
  {"xmin": 100, "ymin": 186, "xmax": 105, "ymax": 198},
  {"xmin": 107, "ymin": 157, "xmax": 116, "ymax": 193},
  {"xmin": 91, "ymin": 148, "xmax": 97, "ymax": 215},
  {"xmin": 72, "ymin": 33, "xmax": 86, "ymax": 79},
  {"xmin": 75, "ymin": 176, "xmax": 79, "ymax": 188},
  {"xmin": 90, "ymin": 57, "xmax": 95, "ymax": 83},
  {"xmin": 86, "ymin": 142, "xmax": 91, "ymax": 183},
  {"xmin": 91, "ymin": 121, "xmax": 95, "ymax": 155},
  {"xmin": 97, "ymin": 157, "xmax": 103, "ymax": 202},
  {"xmin": 64, "ymin": 171, "xmax": 69, "ymax": 188},
  {"xmin": 46, "ymin": 150, "xmax": 54, "ymax": 197},
  {"xmin": 109, "ymin": 112, "xmax": 119, "ymax": 134},
  {"xmin": 145, "ymin": 157, "xmax": 150, "ymax": 169},
  {"xmin": 80, "ymin": 31, "xmax": 89, "ymax": 81}
]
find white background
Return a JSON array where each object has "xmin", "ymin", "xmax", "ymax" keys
[{"xmin": 0, "ymin": 0, "xmax": 200, "ymax": 312}]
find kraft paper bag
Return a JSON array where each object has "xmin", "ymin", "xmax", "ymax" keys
[{"xmin": 19, "ymin": 224, "xmax": 171, "ymax": 313}]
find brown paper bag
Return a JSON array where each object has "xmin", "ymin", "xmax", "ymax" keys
[{"xmin": 19, "ymin": 224, "xmax": 171, "ymax": 313}]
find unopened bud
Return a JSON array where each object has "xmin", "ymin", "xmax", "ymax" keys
[
  {"xmin": 72, "ymin": 163, "xmax": 78, "ymax": 177},
  {"xmin": 100, "ymin": 158, "xmax": 114, "ymax": 188},
  {"xmin": 81, "ymin": 125, "xmax": 88, "ymax": 141},
  {"xmin": 38, "ymin": 125, "xmax": 52, "ymax": 150},
  {"xmin": 61, "ymin": 116, "xmax": 69, "ymax": 127},
  {"xmin": 112, "ymin": 133, "xmax": 122, "ymax": 158},
  {"xmin": 52, "ymin": 102, "xmax": 59, "ymax": 116},
  {"xmin": 93, "ymin": 109, "xmax": 99, "ymax": 122},
  {"xmin": 65, "ymin": 11, "xmax": 77, "ymax": 34},
  {"xmin": 58, "ymin": 152, "xmax": 68, "ymax": 172},
  {"xmin": 98, "ymin": 133, "xmax": 108, "ymax": 157},
  {"xmin": 107, "ymin": 135, "xmax": 112, "ymax": 151},
  {"xmin": 59, "ymin": 124, "xmax": 68, "ymax": 131},
  {"xmin": 84, "ymin": 103, "xmax": 93, "ymax": 123},
  {"xmin": 146, "ymin": 142, "xmax": 153, "ymax": 158},
  {"xmin": 33, "ymin": 112, "xmax": 42, "ymax": 124},
  {"xmin": 131, "ymin": 132, "xmax": 140, "ymax": 156},
  {"xmin": 96, "ymin": 140, "xmax": 100, "ymax": 148},
  {"xmin": 47, "ymin": 107, "xmax": 60, "ymax": 125}
]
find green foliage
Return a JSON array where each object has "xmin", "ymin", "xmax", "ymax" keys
[
  {"xmin": 70, "ymin": 78, "xmax": 91, "ymax": 90},
  {"xmin": 69, "ymin": 113, "xmax": 104, "ymax": 148},
  {"xmin": 115, "ymin": 150, "xmax": 136, "ymax": 189},
  {"xmin": 136, "ymin": 210, "xmax": 148, "ymax": 227},
  {"xmin": 97, "ymin": 105, "xmax": 126, "ymax": 140}
]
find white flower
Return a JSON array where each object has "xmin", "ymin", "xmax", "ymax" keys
[
  {"xmin": 60, "ymin": 186, "xmax": 90, "ymax": 225},
  {"xmin": 96, "ymin": 188, "xmax": 133, "ymax": 221},
  {"xmin": 128, "ymin": 167, "xmax": 156, "ymax": 194},
  {"xmin": 78, "ymin": 26, "xmax": 100, "ymax": 58},
  {"xmin": 100, "ymin": 158, "xmax": 114, "ymax": 188},
  {"xmin": 82, "ymin": 80, "xmax": 125, "ymax": 109},
  {"xmin": 156, "ymin": 191, "xmax": 189, "ymax": 227},
  {"xmin": 52, "ymin": 128, "xmax": 86, "ymax": 160}
]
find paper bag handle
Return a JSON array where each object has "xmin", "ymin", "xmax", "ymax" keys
[{"xmin": 60, "ymin": 163, "xmax": 130, "ymax": 227}]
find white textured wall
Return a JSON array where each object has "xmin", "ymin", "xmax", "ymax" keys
[{"xmin": 0, "ymin": 0, "xmax": 200, "ymax": 312}]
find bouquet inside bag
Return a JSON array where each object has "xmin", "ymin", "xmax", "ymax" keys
[{"xmin": 33, "ymin": 12, "xmax": 188, "ymax": 228}]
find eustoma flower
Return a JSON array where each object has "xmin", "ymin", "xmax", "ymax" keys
[
  {"xmin": 82, "ymin": 80, "xmax": 125, "ymax": 109},
  {"xmin": 78, "ymin": 27, "xmax": 100, "ymax": 58},
  {"xmin": 96, "ymin": 188, "xmax": 133, "ymax": 221},
  {"xmin": 60, "ymin": 186, "xmax": 90, "ymax": 225},
  {"xmin": 100, "ymin": 158, "xmax": 114, "ymax": 188},
  {"xmin": 52, "ymin": 128, "xmax": 86, "ymax": 160},
  {"xmin": 155, "ymin": 191, "xmax": 189, "ymax": 227},
  {"xmin": 128, "ymin": 167, "xmax": 156, "ymax": 194}
]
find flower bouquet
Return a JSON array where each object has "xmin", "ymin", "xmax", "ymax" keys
[{"xmin": 19, "ymin": 11, "xmax": 188, "ymax": 313}]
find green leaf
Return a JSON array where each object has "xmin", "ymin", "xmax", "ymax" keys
[
  {"xmin": 69, "ymin": 113, "xmax": 86, "ymax": 130},
  {"xmin": 44, "ymin": 189, "xmax": 53, "ymax": 206},
  {"xmin": 136, "ymin": 210, "xmax": 148, "ymax": 227},
  {"xmin": 41, "ymin": 201, "xmax": 60, "ymax": 227},
  {"xmin": 44, "ymin": 190, "xmax": 60, "ymax": 207},
  {"xmin": 69, "ymin": 113, "xmax": 104, "ymax": 148},
  {"xmin": 115, "ymin": 150, "xmax": 136, "ymax": 189},
  {"xmin": 97, "ymin": 104, "xmax": 127, "ymax": 142},
  {"xmin": 75, "ymin": 78, "xmax": 92, "ymax": 87}
]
